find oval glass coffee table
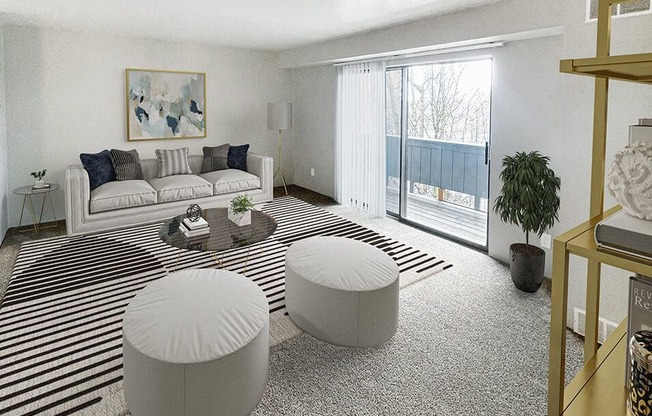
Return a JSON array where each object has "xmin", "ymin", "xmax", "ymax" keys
[{"xmin": 160, "ymin": 208, "xmax": 278, "ymax": 273}]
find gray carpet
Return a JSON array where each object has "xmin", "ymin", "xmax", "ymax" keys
[
  {"xmin": 0, "ymin": 191, "xmax": 583, "ymax": 415},
  {"xmin": 248, "ymin": 204, "xmax": 583, "ymax": 416}
]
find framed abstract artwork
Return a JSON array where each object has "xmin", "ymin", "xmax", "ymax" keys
[{"xmin": 126, "ymin": 68, "xmax": 206, "ymax": 141}]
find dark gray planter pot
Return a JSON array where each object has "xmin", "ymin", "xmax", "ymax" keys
[{"xmin": 509, "ymin": 243, "xmax": 545, "ymax": 293}]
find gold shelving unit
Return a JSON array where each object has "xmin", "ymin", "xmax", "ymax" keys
[
  {"xmin": 560, "ymin": 53, "xmax": 652, "ymax": 84},
  {"xmin": 547, "ymin": 0, "xmax": 652, "ymax": 415}
]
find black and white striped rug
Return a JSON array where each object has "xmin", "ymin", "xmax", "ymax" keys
[{"xmin": 0, "ymin": 197, "xmax": 452, "ymax": 416}]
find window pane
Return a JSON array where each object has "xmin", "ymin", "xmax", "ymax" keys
[
  {"xmin": 620, "ymin": 0, "xmax": 650, "ymax": 14},
  {"xmin": 386, "ymin": 70, "xmax": 402, "ymax": 136},
  {"xmin": 589, "ymin": 0, "xmax": 598, "ymax": 19},
  {"xmin": 406, "ymin": 60, "xmax": 491, "ymax": 144}
]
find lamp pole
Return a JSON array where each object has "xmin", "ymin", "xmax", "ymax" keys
[{"xmin": 274, "ymin": 128, "xmax": 288, "ymax": 195}]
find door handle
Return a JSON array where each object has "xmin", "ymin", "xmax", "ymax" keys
[{"xmin": 484, "ymin": 142, "xmax": 489, "ymax": 165}]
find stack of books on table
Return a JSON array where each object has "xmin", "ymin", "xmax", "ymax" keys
[{"xmin": 180, "ymin": 217, "xmax": 210, "ymax": 239}]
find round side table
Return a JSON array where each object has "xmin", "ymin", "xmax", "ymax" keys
[{"xmin": 13, "ymin": 183, "xmax": 60, "ymax": 233}]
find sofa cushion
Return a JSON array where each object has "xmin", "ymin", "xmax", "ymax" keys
[
  {"xmin": 200, "ymin": 169, "xmax": 260, "ymax": 195},
  {"xmin": 201, "ymin": 144, "xmax": 230, "ymax": 173},
  {"xmin": 227, "ymin": 144, "xmax": 249, "ymax": 171},
  {"xmin": 155, "ymin": 147, "xmax": 193, "ymax": 177},
  {"xmin": 110, "ymin": 149, "xmax": 144, "ymax": 181},
  {"xmin": 148, "ymin": 175, "xmax": 213, "ymax": 203},
  {"xmin": 80, "ymin": 149, "xmax": 116, "ymax": 191},
  {"xmin": 90, "ymin": 180, "xmax": 157, "ymax": 213}
]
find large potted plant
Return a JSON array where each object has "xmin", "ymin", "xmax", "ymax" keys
[{"xmin": 493, "ymin": 151, "xmax": 561, "ymax": 292}]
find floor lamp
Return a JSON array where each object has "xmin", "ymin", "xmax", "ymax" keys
[{"xmin": 267, "ymin": 102, "xmax": 292, "ymax": 195}]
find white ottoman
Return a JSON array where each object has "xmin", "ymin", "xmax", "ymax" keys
[
  {"xmin": 122, "ymin": 269, "xmax": 269, "ymax": 416},
  {"xmin": 285, "ymin": 236, "xmax": 400, "ymax": 347}
]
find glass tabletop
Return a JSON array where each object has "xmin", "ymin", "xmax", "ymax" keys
[
  {"xmin": 159, "ymin": 208, "xmax": 277, "ymax": 252},
  {"xmin": 13, "ymin": 183, "xmax": 60, "ymax": 195}
]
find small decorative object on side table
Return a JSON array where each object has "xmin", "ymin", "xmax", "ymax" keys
[
  {"xmin": 228, "ymin": 194, "xmax": 255, "ymax": 226},
  {"xmin": 13, "ymin": 182, "xmax": 60, "ymax": 233},
  {"xmin": 30, "ymin": 169, "xmax": 47, "ymax": 189}
]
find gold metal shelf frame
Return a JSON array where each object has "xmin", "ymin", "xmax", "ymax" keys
[{"xmin": 547, "ymin": 0, "xmax": 652, "ymax": 415}]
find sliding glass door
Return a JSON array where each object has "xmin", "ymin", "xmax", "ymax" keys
[{"xmin": 385, "ymin": 59, "xmax": 492, "ymax": 248}]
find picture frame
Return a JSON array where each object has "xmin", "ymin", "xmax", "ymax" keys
[{"xmin": 126, "ymin": 68, "xmax": 206, "ymax": 141}]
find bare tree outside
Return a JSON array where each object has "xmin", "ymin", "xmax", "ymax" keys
[{"xmin": 407, "ymin": 61, "xmax": 490, "ymax": 144}]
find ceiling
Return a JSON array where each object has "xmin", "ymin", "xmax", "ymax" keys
[{"xmin": 0, "ymin": 0, "xmax": 501, "ymax": 51}]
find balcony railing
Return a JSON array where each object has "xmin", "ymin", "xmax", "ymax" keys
[{"xmin": 386, "ymin": 135, "xmax": 488, "ymax": 210}]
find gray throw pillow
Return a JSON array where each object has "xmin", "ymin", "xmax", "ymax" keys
[
  {"xmin": 110, "ymin": 149, "xmax": 144, "ymax": 181},
  {"xmin": 201, "ymin": 144, "xmax": 230, "ymax": 173},
  {"xmin": 155, "ymin": 147, "xmax": 193, "ymax": 177}
]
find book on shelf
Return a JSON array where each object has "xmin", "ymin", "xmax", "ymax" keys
[
  {"xmin": 626, "ymin": 274, "xmax": 652, "ymax": 387},
  {"xmin": 180, "ymin": 222, "xmax": 210, "ymax": 238},
  {"xmin": 595, "ymin": 210, "xmax": 652, "ymax": 260},
  {"xmin": 182, "ymin": 217, "xmax": 209, "ymax": 230}
]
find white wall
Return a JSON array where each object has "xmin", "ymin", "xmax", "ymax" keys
[
  {"xmin": 278, "ymin": 0, "xmax": 562, "ymax": 68},
  {"xmin": 2, "ymin": 25, "xmax": 292, "ymax": 227},
  {"xmin": 287, "ymin": 0, "xmax": 652, "ymax": 328},
  {"xmin": 0, "ymin": 34, "xmax": 7, "ymax": 242},
  {"xmin": 290, "ymin": 65, "xmax": 337, "ymax": 197},
  {"xmin": 487, "ymin": 37, "xmax": 564, "ymax": 262}
]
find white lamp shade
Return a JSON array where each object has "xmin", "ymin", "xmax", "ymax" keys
[{"xmin": 267, "ymin": 102, "xmax": 293, "ymax": 130}]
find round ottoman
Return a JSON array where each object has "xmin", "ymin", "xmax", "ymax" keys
[
  {"xmin": 122, "ymin": 269, "xmax": 269, "ymax": 416},
  {"xmin": 285, "ymin": 236, "xmax": 400, "ymax": 347}
]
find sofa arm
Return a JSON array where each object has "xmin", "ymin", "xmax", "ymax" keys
[
  {"xmin": 247, "ymin": 152, "xmax": 273, "ymax": 201},
  {"xmin": 65, "ymin": 164, "xmax": 91, "ymax": 235}
]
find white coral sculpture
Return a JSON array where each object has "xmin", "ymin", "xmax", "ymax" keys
[{"xmin": 607, "ymin": 141, "xmax": 652, "ymax": 220}]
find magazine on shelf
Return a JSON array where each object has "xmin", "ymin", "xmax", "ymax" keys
[
  {"xmin": 626, "ymin": 274, "xmax": 652, "ymax": 387},
  {"xmin": 182, "ymin": 217, "xmax": 209, "ymax": 230}
]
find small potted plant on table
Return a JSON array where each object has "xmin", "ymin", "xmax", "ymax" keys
[
  {"xmin": 493, "ymin": 151, "xmax": 561, "ymax": 292},
  {"xmin": 31, "ymin": 169, "xmax": 47, "ymax": 189},
  {"xmin": 228, "ymin": 194, "xmax": 255, "ymax": 226}
]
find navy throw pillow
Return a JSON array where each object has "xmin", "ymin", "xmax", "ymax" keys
[
  {"xmin": 227, "ymin": 144, "xmax": 249, "ymax": 171},
  {"xmin": 80, "ymin": 149, "xmax": 116, "ymax": 191}
]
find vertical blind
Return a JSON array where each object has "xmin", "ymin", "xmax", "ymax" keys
[{"xmin": 335, "ymin": 61, "xmax": 387, "ymax": 217}]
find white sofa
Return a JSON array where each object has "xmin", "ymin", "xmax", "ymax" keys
[{"xmin": 65, "ymin": 153, "xmax": 273, "ymax": 236}]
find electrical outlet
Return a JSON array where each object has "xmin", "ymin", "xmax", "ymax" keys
[
  {"xmin": 540, "ymin": 233, "xmax": 551, "ymax": 249},
  {"xmin": 310, "ymin": 168, "xmax": 315, "ymax": 177}
]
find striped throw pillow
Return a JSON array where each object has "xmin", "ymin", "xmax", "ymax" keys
[
  {"xmin": 155, "ymin": 147, "xmax": 193, "ymax": 177},
  {"xmin": 110, "ymin": 149, "xmax": 144, "ymax": 181}
]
